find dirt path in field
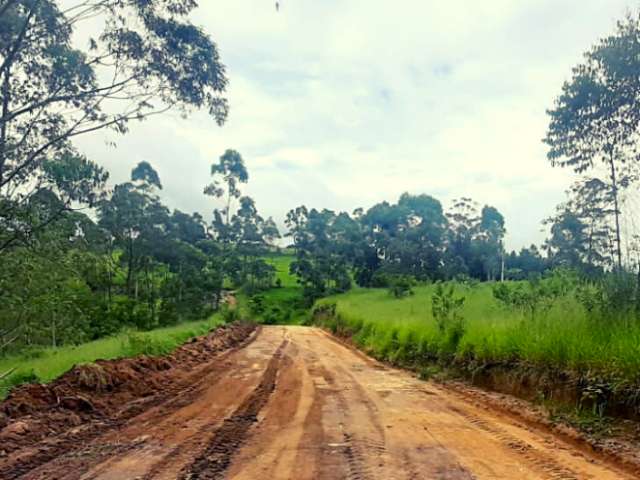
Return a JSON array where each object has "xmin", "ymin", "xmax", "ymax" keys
[{"xmin": 2, "ymin": 326, "xmax": 636, "ymax": 479}]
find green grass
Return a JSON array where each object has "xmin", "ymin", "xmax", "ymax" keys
[
  {"xmin": 0, "ymin": 315, "xmax": 223, "ymax": 399},
  {"xmin": 264, "ymin": 253, "xmax": 298, "ymax": 287},
  {"xmin": 315, "ymin": 283, "xmax": 640, "ymax": 384},
  {"xmin": 236, "ymin": 253, "xmax": 306, "ymax": 325}
]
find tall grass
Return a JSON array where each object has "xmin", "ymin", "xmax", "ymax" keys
[
  {"xmin": 0, "ymin": 316, "xmax": 222, "ymax": 399},
  {"xmin": 315, "ymin": 283, "xmax": 640, "ymax": 383}
]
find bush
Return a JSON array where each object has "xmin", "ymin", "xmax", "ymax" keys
[
  {"xmin": 248, "ymin": 295, "xmax": 266, "ymax": 316},
  {"xmin": 6, "ymin": 369, "xmax": 40, "ymax": 386},
  {"xmin": 431, "ymin": 284, "xmax": 466, "ymax": 352},
  {"xmin": 370, "ymin": 271, "xmax": 392, "ymax": 288},
  {"xmin": 263, "ymin": 306, "xmax": 289, "ymax": 325},
  {"xmin": 311, "ymin": 302, "xmax": 337, "ymax": 321},
  {"xmin": 158, "ymin": 299, "xmax": 180, "ymax": 326},
  {"xmin": 221, "ymin": 305, "xmax": 240, "ymax": 323},
  {"xmin": 388, "ymin": 275, "xmax": 415, "ymax": 298},
  {"xmin": 492, "ymin": 273, "xmax": 568, "ymax": 320},
  {"xmin": 576, "ymin": 272, "xmax": 638, "ymax": 322}
]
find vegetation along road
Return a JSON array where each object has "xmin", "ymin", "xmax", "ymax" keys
[{"xmin": 1, "ymin": 325, "xmax": 633, "ymax": 480}]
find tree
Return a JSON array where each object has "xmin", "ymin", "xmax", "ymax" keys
[
  {"xmin": 544, "ymin": 208, "xmax": 589, "ymax": 270},
  {"xmin": 505, "ymin": 245, "xmax": 547, "ymax": 280},
  {"xmin": 544, "ymin": 12, "xmax": 640, "ymax": 268},
  {"xmin": 360, "ymin": 193, "xmax": 447, "ymax": 281},
  {"xmin": 0, "ymin": 151, "xmax": 108, "ymax": 252},
  {"xmin": 98, "ymin": 162, "xmax": 169, "ymax": 298},
  {"xmin": 476, "ymin": 206, "xmax": 506, "ymax": 280},
  {"xmin": 286, "ymin": 207, "xmax": 352, "ymax": 303},
  {"xmin": 544, "ymin": 179, "xmax": 615, "ymax": 273},
  {"xmin": 0, "ymin": 0, "xmax": 228, "ymax": 251},
  {"xmin": 204, "ymin": 149, "xmax": 249, "ymax": 242}
]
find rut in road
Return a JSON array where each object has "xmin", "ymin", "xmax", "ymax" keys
[
  {"xmin": 179, "ymin": 338, "xmax": 288, "ymax": 480},
  {"xmin": 1, "ymin": 325, "xmax": 637, "ymax": 479}
]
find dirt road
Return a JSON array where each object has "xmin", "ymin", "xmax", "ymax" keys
[{"xmin": 4, "ymin": 326, "xmax": 635, "ymax": 479}]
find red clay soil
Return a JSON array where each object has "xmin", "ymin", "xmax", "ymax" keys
[
  {"xmin": 0, "ymin": 322, "xmax": 256, "ymax": 478},
  {"xmin": 1, "ymin": 325, "xmax": 638, "ymax": 479}
]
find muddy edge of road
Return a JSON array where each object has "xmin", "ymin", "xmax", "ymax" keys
[
  {"xmin": 324, "ymin": 328, "xmax": 640, "ymax": 477},
  {"xmin": 1, "ymin": 322, "xmax": 639, "ymax": 478},
  {"xmin": 0, "ymin": 322, "xmax": 258, "ymax": 479}
]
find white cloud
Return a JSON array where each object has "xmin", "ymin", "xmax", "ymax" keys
[{"xmin": 73, "ymin": 0, "xmax": 633, "ymax": 250}]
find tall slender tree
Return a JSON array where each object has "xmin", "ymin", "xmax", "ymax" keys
[
  {"xmin": 0, "ymin": 0, "xmax": 228, "ymax": 250},
  {"xmin": 544, "ymin": 12, "xmax": 640, "ymax": 268}
]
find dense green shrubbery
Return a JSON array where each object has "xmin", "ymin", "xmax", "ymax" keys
[
  {"xmin": 248, "ymin": 287, "xmax": 307, "ymax": 325},
  {"xmin": 387, "ymin": 275, "xmax": 416, "ymax": 298}
]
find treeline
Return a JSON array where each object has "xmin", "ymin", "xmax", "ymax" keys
[
  {"xmin": 0, "ymin": 150, "xmax": 278, "ymax": 350},
  {"xmin": 284, "ymin": 189, "xmax": 627, "ymax": 303},
  {"xmin": 286, "ymin": 195, "xmax": 505, "ymax": 303},
  {"xmin": 0, "ymin": 0, "xmax": 237, "ymax": 352},
  {"xmin": 288, "ymin": 11, "xmax": 640, "ymax": 305}
]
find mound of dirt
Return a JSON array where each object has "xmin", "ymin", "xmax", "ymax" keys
[{"xmin": 0, "ymin": 322, "xmax": 257, "ymax": 457}]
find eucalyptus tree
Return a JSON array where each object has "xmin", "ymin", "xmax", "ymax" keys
[
  {"xmin": 444, "ymin": 198, "xmax": 480, "ymax": 278},
  {"xmin": 0, "ymin": 151, "xmax": 107, "ymax": 252},
  {"xmin": 544, "ymin": 179, "xmax": 615, "ymax": 272},
  {"xmin": 204, "ymin": 149, "xmax": 248, "ymax": 243},
  {"xmin": 0, "ymin": 0, "xmax": 228, "ymax": 250},
  {"xmin": 544, "ymin": 12, "xmax": 640, "ymax": 268},
  {"xmin": 286, "ymin": 206, "xmax": 352, "ymax": 303},
  {"xmin": 98, "ymin": 161, "xmax": 169, "ymax": 298},
  {"xmin": 476, "ymin": 206, "xmax": 506, "ymax": 280},
  {"xmin": 230, "ymin": 195, "xmax": 279, "ymax": 291}
]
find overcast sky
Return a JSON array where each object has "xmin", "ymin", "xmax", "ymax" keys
[{"xmin": 73, "ymin": 0, "xmax": 634, "ymax": 250}]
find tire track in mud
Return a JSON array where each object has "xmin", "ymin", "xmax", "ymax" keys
[
  {"xmin": 178, "ymin": 338, "xmax": 288, "ymax": 480},
  {"xmin": 4, "ymin": 328, "xmax": 259, "ymax": 480},
  {"xmin": 330, "ymin": 371, "xmax": 382, "ymax": 480},
  {"xmin": 448, "ymin": 405, "xmax": 580, "ymax": 480},
  {"xmin": 303, "ymin": 348, "xmax": 383, "ymax": 480},
  {"xmin": 316, "ymin": 338, "xmax": 475, "ymax": 480}
]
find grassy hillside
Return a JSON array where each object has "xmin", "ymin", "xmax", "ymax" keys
[
  {"xmin": 315, "ymin": 283, "xmax": 640, "ymax": 382},
  {"xmin": 0, "ymin": 316, "xmax": 222, "ymax": 399},
  {"xmin": 264, "ymin": 253, "xmax": 298, "ymax": 288},
  {"xmin": 244, "ymin": 253, "xmax": 307, "ymax": 324}
]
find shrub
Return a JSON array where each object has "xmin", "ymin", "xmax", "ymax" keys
[
  {"xmin": 263, "ymin": 306, "xmax": 289, "ymax": 325},
  {"xmin": 6, "ymin": 369, "xmax": 40, "ymax": 387},
  {"xmin": 492, "ymin": 274, "xmax": 567, "ymax": 320},
  {"xmin": 370, "ymin": 271, "xmax": 392, "ymax": 288},
  {"xmin": 220, "ymin": 305, "xmax": 240, "ymax": 323},
  {"xmin": 388, "ymin": 275, "xmax": 415, "ymax": 298},
  {"xmin": 311, "ymin": 302, "xmax": 337, "ymax": 321},
  {"xmin": 248, "ymin": 295, "xmax": 266, "ymax": 316},
  {"xmin": 431, "ymin": 284, "xmax": 465, "ymax": 334}
]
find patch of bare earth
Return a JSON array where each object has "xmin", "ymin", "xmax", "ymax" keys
[
  {"xmin": 0, "ymin": 325, "xmax": 636, "ymax": 479},
  {"xmin": 0, "ymin": 322, "xmax": 256, "ymax": 479}
]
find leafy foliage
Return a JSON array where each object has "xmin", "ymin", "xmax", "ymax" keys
[
  {"xmin": 0, "ymin": 0, "xmax": 229, "ymax": 252},
  {"xmin": 388, "ymin": 275, "xmax": 415, "ymax": 298}
]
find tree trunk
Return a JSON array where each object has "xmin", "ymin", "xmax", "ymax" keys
[
  {"xmin": 609, "ymin": 154, "xmax": 623, "ymax": 270},
  {"xmin": 126, "ymin": 235, "xmax": 135, "ymax": 295},
  {"xmin": 0, "ymin": 67, "xmax": 10, "ymax": 189}
]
